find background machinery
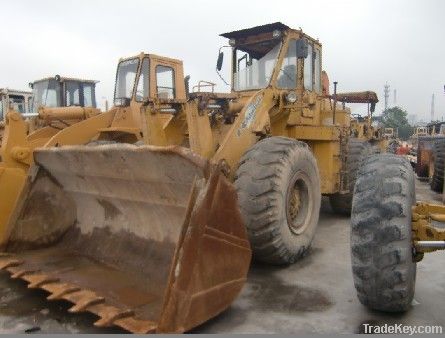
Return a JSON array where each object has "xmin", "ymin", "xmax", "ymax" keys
[
  {"xmin": 0, "ymin": 75, "xmax": 99, "ymax": 247},
  {"xmin": 415, "ymin": 121, "xmax": 445, "ymax": 182},
  {"xmin": 0, "ymin": 88, "xmax": 33, "ymax": 142}
]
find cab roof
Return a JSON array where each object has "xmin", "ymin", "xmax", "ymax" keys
[
  {"xmin": 220, "ymin": 22, "xmax": 320, "ymax": 59},
  {"xmin": 0, "ymin": 88, "xmax": 33, "ymax": 96},
  {"xmin": 119, "ymin": 53, "xmax": 183, "ymax": 66},
  {"xmin": 220, "ymin": 22, "xmax": 290, "ymax": 39},
  {"xmin": 33, "ymin": 77, "xmax": 99, "ymax": 84}
]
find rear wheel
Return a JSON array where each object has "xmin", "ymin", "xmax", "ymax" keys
[
  {"xmin": 235, "ymin": 137, "xmax": 321, "ymax": 265},
  {"xmin": 329, "ymin": 139, "xmax": 372, "ymax": 215},
  {"xmin": 351, "ymin": 153, "xmax": 416, "ymax": 312},
  {"xmin": 430, "ymin": 139, "xmax": 445, "ymax": 192}
]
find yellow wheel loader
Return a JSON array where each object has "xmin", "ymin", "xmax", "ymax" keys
[
  {"xmin": 0, "ymin": 76, "xmax": 100, "ymax": 246},
  {"xmin": 351, "ymin": 153, "xmax": 444, "ymax": 312},
  {"xmin": 1, "ymin": 23, "xmax": 374, "ymax": 333},
  {"xmin": 26, "ymin": 75, "xmax": 100, "ymax": 132},
  {"xmin": 0, "ymin": 88, "xmax": 33, "ymax": 142},
  {"xmin": 338, "ymin": 91, "xmax": 381, "ymax": 143}
]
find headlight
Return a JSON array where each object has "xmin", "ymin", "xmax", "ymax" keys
[
  {"xmin": 114, "ymin": 97, "xmax": 130, "ymax": 107},
  {"xmin": 229, "ymin": 38, "xmax": 236, "ymax": 46},
  {"xmin": 286, "ymin": 91, "xmax": 297, "ymax": 103}
]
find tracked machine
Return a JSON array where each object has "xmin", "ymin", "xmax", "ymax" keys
[{"xmin": 0, "ymin": 23, "xmax": 376, "ymax": 332}]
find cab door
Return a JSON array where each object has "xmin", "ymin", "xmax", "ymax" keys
[{"xmin": 149, "ymin": 58, "xmax": 186, "ymax": 101}]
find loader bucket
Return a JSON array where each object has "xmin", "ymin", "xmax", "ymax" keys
[{"xmin": 0, "ymin": 144, "xmax": 251, "ymax": 333}]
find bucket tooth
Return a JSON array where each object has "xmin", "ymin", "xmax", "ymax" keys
[
  {"xmin": 0, "ymin": 259, "xmax": 23, "ymax": 270},
  {"xmin": 113, "ymin": 317, "xmax": 158, "ymax": 334},
  {"xmin": 27, "ymin": 275, "xmax": 60, "ymax": 289},
  {"xmin": 94, "ymin": 308, "xmax": 134, "ymax": 328},
  {"xmin": 47, "ymin": 286, "xmax": 81, "ymax": 300},
  {"xmin": 11, "ymin": 269, "xmax": 39, "ymax": 279},
  {"xmin": 68, "ymin": 293, "xmax": 105, "ymax": 313}
]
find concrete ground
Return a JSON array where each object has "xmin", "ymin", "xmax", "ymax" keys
[{"xmin": 0, "ymin": 179, "xmax": 443, "ymax": 334}]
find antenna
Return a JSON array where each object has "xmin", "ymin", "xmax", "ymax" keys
[
  {"xmin": 431, "ymin": 93, "xmax": 435, "ymax": 122},
  {"xmin": 384, "ymin": 82, "xmax": 390, "ymax": 111}
]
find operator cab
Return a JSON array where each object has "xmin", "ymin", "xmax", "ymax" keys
[
  {"xmin": 30, "ymin": 76, "xmax": 98, "ymax": 114},
  {"xmin": 113, "ymin": 53, "xmax": 186, "ymax": 108},
  {"xmin": 0, "ymin": 89, "xmax": 33, "ymax": 121},
  {"xmin": 218, "ymin": 22, "xmax": 322, "ymax": 97}
]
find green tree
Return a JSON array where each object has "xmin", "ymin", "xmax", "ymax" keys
[{"xmin": 381, "ymin": 106, "xmax": 413, "ymax": 140}]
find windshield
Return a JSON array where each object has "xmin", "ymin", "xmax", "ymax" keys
[
  {"xmin": 65, "ymin": 80, "xmax": 81, "ymax": 106},
  {"xmin": 82, "ymin": 82, "xmax": 96, "ymax": 107},
  {"xmin": 32, "ymin": 79, "xmax": 62, "ymax": 113},
  {"xmin": 233, "ymin": 41, "xmax": 281, "ymax": 91},
  {"xmin": 9, "ymin": 95, "xmax": 26, "ymax": 114},
  {"xmin": 114, "ymin": 58, "xmax": 139, "ymax": 100},
  {"xmin": 64, "ymin": 81, "xmax": 96, "ymax": 107}
]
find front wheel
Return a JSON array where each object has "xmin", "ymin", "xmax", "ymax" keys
[
  {"xmin": 351, "ymin": 153, "xmax": 416, "ymax": 312},
  {"xmin": 235, "ymin": 137, "xmax": 321, "ymax": 265}
]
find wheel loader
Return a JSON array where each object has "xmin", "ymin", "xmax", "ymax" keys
[
  {"xmin": 0, "ymin": 23, "xmax": 375, "ymax": 333},
  {"xmin": 337, "ymin": 91, "xmax": 383, "ymax": 145},
  {"xmin": 351, "ymin": 153, "xmax": 444, "ymax": 312},
  {"xmin": 26, "ymin": 75, "xmax": 100, "ymax": 132},
  {"xmin": 0, "ymin": 75, "xmax": 99, "ymax": 247},
  {"xmin": 0, "ymin": 88, "xmax": 33, "ymax": 142}
]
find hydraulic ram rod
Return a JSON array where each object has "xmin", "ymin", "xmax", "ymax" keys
[{"xmin": 416, "ymin": 241, "xmax": 445, "ymax": 250}]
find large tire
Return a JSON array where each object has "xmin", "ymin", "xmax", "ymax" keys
[
  {"xmin": 351, "ymin": 153, "xmax": 416, "ymax": 312},
  {"xmin": 329, "ymin": 139, "xmax": 372, "ymax": 215},
  {"xmin": 430, "ymin": 139, "xmax": 445, "ymax": 192},
  {"xmin": 235, "ymin": 137, "xmax": 321, "ymax": 265}
]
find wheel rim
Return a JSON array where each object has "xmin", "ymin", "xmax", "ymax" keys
[{"xmin": 286, "ymin": 171, "xmax": 313, "ymax": 235}]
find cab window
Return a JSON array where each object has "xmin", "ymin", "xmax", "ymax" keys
[
  {"xmin": 277, "ymin": 39, "xmax": 297, "ymax": 89},
  {"xmin": 65, "ymin": 81, "xmax": 81, "ymax": 106},
  {"xmin": 314, "ymin": 48, "xmax": 321, "ymax": 94},
  {"xmin": 304, "ymin": 43, "xmax": 313, "ymax": 91},
  {"xmin": 28, "ymin": 96, "xmax": 33, "ymax": 113},
  {"xmin": 156, "ymin": 65, "xmax": 175, "ymax": 99},
  {"xmin": 9, "ymin": 95, "xmax": 26, "ymax": 114},
  {"xmin": 136, "ymin": 58, "xmax": 150, "ymax": 101},
  {"xmin": 83, "ymin": 83, "xmax": 96, "ymax": 107},
  {"xmin": 114, "ymin": 58, "xmax": 139, "ymax": 100}
]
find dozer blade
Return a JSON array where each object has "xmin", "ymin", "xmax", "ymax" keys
[{"xmin": 0, "ymin": 144, "xmax": 251, "ymax": 333}]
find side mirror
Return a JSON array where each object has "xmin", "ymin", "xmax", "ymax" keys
[
  {"xmin": 295, "ymin": 39, "xmax": 309, "ymax": 59},
  {"xmin": 216, "ymin": 52, "xmax": 224, "ymax": 71}
]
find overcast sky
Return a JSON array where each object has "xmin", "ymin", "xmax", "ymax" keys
[{"xmin": 2, "ymin": 0, "xmax": 444, "ymax": 122}]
